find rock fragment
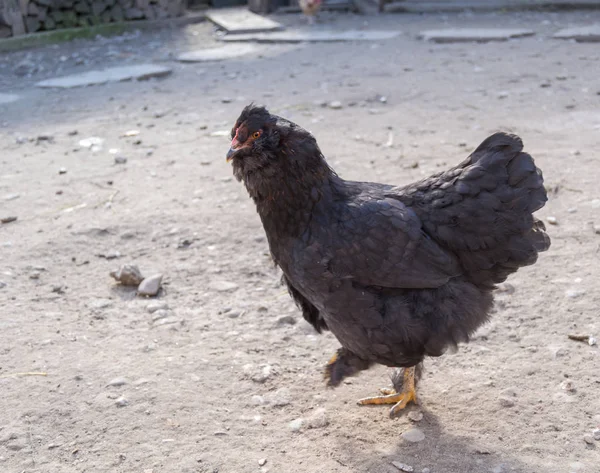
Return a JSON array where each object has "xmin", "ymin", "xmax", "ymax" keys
[
  {"xmin": 138, "ymin": 274, "xmax": 163, "ymax": 297},
  {"xmin": 110, "ymin": 264, "xmax": 144, "ymax": 286}
]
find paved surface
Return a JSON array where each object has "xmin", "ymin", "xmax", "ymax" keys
[
  {"xmin": 220, "ymin": 29, "xmax": 402, "ymax": 42},
  {"xmin": 177, "ymin": 43, "xmax": 259, "ymax": 62},
  {"xmin": 553, "ymin": 24, "xmax": 600, "ymax": 42},
  {"xmin": 418, "ymin": 28, "xmax": 535, "ymax": 42},
  {"xmin": 35, "ymin": 64, "xmax": 173, "ymax": 88},
  {"xmin": 0, "ymin": 92, "xmax": 20, "ymax": 104},
  {"xmin": 206, "ymin": 7, "xmax": 284, "ymax": 34}
]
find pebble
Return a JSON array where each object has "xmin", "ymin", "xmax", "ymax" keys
[
  {"xmin": 221, "ymin": 97, "xmax": 233, "ymax": 103},
  {"xmin": 561, "ymin": 380, "xmax": 576, "ymax": 393},
  {"xmin": 497, "ymin": 91, "xmax": 509, "ymax": 99},
  {"xmin": 153, "ymin": 316, "xmax": 180, "ymax": 327},
  {"xmin": 107, "ymin": 377, "xmax": 128, "ymax": 387},
  {"xmin": 251, "ymin": 395, "xmax": 265, "ymax": 406},
  {"xmin": 146, "ymin": 301, "xmax": 169, "ymax": 313},
  {"xmin": 583, "ymin": 434, "xmax": 594, "ymax": 445},
  {"xmin": 593, "ymin": 225, "xmax": 600, "ymax": 235},
  {"xmin": 3, "ymin": 193, "xmax": 20, "ymax": 201},
  {"xmin": 114, "ymin": 156, "xmax": 128, "ymax": 164},
  {"xmin": 407, "ymin": 411, "xmax": 424, "ymax": 422},
  {"xmin": 1, "ymin": 216, "xmax": 17, "ymax": 224},
  {"xmin": 328, "ymin": 101, "xmax": 343, "ymax": 109},
  {"xmin": 6, "ymin": 440, "xmax": 28, "ymax": 451},
  {"xmin": 110, "ymin": 264, "xmax": 144, "ymax": 286},
  {"xmin": 14, "ymin": 59, "xmax": 37, "ymax": 76},
  {"xmin": 152, "ymin": 309, "xmax": 170, "ymax": 322},
  {"xmin": 258, "ymin": 459, "xmax": 267, "ymax": 466},
  {"xmin": 277, "ymin": 315, "xmax": 296, "ymax": 325},
  {"xmin": 115, "ymin": 396, "xmax": 129, "ymax": 407},
  {"xmin": 88, "ymin": 299, "xmax": 113, "ymax": 310},
  {"xmin": 252, "ymin": 365, "xmax": 272, "ymax": 383},
  {"xmin": 227, "ymin": 310, "xmax": 244, "ymax": 319},
  {"xmin": 498, "ymin": 397, "xmax": 515, "ymax": 408},
  {"xmin": 30, "ymin": 271, "xmax": 41, "ymax": 280},
  {"xmin": 59, "ymin": 167, "xmax": 67, "ymax": 174},
  {"xmin": 565, "ymin": 289, "xmax": 586, "ymax": 299},
  {"xmin": 269, "ymin": 387, "xmax": 291, "ymax": 407},
  {"xmin": 307, "ymin": 408, "xmax": 328, "ymax": 428},
  {"xmin": 138, "ymin": 274, "xmax": 163, "ymax": 297},
  {"xmin": 401, "ymin": 428, "xmax": 425, "ymax": 443},
  {"xmin": 592, "ymin": 428, "xmax": 600, "ymax": 440},
  {"xmin": 289, "ymin": 418, "xmax": 304, "ymax": 432},
  {"xmin": 546, "ymin": 216, "xmax": 558, "ymax": 225},
  {"xmin": 209, "ymin": 280, "xmax": 239, "ymax": 292},
  {"xmin": 391, "ymin": 461, "xmax": 414, "ymax": 472}
]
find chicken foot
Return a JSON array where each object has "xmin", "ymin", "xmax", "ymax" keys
[
  {"xmin": 324, "ymin": 348, "xmax": 371, "ymax": 387},
  {"xmin": 357, "ymin": 366, "xmax": 418, "ymax": 418}
]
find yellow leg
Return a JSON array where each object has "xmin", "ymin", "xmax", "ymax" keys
[{"xmin": 357, "ymin": 367, "xmax": 418, "ymax": 418}]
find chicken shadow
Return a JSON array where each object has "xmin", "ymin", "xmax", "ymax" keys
[{"xmin": 337, "ymin": 407, "xmax": 533, "ymax": 473}]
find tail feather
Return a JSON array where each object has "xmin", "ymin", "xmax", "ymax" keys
[{"xmin": 397, "ymin": 132, "xmax": 550, "ymax": 288}]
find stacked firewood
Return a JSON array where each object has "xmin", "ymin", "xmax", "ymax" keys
[{"xmin": 0, "ymin": 0, "xmax": 184, "ymax": 36}]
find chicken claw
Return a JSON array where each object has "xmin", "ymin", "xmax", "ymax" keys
[{"xmin": 357, "ymin": 367, "xmax": 418, "ymax": 418}]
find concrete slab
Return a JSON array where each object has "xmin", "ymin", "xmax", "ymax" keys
[
  {"xmin": 0, "ymin": 93, "xmax": 20, "ymax": 104},
  {"xmin": 206, "ymin": 7, "xmax": 283, "ymax": 34},
  {"xmin": 177, "ymin": 44, "xmax": 259, "ymax": 62},
  {"xmin": 418, "ymin": 28, "xmax": 535, "ymax": 43},
  {"xmin": 387, "ymin": 0, "xmax": 600, "ymax": 13},
  {"xmin": 220, "ymin": 30, "xmax": 401, "ymax": 43},
  {"xmin": 553, "ymin": 25, "xmax": 600, "ymax": 42},
  {"xmin": 35, "ymin": 64, "xmax": 172, "ymax": 89}
]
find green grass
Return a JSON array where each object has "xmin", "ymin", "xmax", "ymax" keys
[{"xmin": 0, "ymin": 13, "xmax": 205, "ymax": 53}]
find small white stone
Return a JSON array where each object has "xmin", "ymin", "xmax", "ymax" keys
[
  {"xmin": 115, "ymin": 396, "xmax": 129, "ymax": 407},
  {"xmin": 592, "ymin": 428, "xmax": 600, "ymax": 440},
  {"xmin": 546, "ymin": 216, "xmax": 558, "ymax": 225},
  {"xmin": 328, "ymin": 101, "xmax": 343, "ymax": 109},
  {"xmin": 258, "ymin": 459, "xmax": 267, "ymax": 466},
  {"xmin": 401, "ymin": 428, "xmax": 425, "ymax": 443},
  {"xmin": 107, "ymin": 377, "xmax": 128, "ymax": 387},
  {"xmin": 565, "ymin": 289, "xmax": 586, "ymax": 299},
  {"xmin": 269, "ymin": 388, "xmax": 291, "ymax": 407},
  {"xmin": 307, "ymin": 408, "xmax": 328, "ymax": 428},
  {"xmin": 138, "ymin": 274, "xmax": 163, "ymax": 297},
  {"xmin": 391, "ymin": 461, "xmax": 414, "ymax": 472},
  {"xmin": 251, "ymin": 395, "xmax": 265, "ymax": 406},
  {"xmin": 583, "ymin": 434, "xmax": 594, "ymax": 445},
  {"xmin": 146, "ymin": 301, "xmax": 169, "ymax": 313},
  {"xmin": 498, "ymin": 397, "xmax": 515, "ymax": 408},
  {"xmin": 407, "ymin": 411, "xmax": 423, "ymax": 422},
  {"xmin": 289, "ymin": 418, "xmax": 304, "ymax": 432},
  {"xmin": 209, "ymin": 280, "xmax": 239, "ymax": 292}
]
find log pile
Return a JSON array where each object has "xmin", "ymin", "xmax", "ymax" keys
[{"xmin": 0, "ymin": 0, "xmax": 185, "ymax": 36}]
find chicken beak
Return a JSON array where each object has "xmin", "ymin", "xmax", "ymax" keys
[{"xmin": 226, "ymin": 137, "xmax": 241, "ymax": 163}]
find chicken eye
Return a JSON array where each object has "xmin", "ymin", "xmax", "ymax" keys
[{"xmin": 252, "ymin": 131, "xmax": 262, "ymax": 139}]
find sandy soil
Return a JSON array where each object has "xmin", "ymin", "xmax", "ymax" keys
[{"xmin": 1, "ymin": 9, "xmax": 600, "ymax": 473}]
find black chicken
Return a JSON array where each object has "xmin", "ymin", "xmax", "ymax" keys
[{"xmin": 227, "ymin": 105, "xmax": 550, "ymax": 418}]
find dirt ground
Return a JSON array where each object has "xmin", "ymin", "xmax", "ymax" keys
[{"xmin": 1, "ymin": 8, "xmax": 600, "ymax": 473}]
